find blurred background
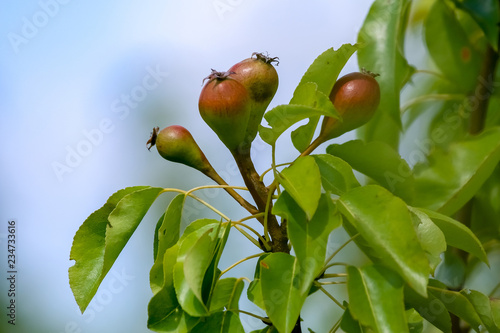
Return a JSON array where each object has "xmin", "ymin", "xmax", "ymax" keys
[{"xmin": 1, "ymin": 1, "xmax": 375, "ymax": 332}]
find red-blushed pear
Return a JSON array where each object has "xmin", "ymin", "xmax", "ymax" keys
[
  {"xmin": 320, "ymin": 70, "xmax": 381, "ymax": 140},
  {"xmin": 228, "ymin": 52, "xmax": 279, "ymax": 147},
  {"xmin": 198, "ymin": 70, "xmax": 251, "ymax": 152},
  {"xmin": 151, "ymin": 125, "xmax": 212, "ymax": 173}
]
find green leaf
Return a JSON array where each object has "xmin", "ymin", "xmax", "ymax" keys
[
  {"xmin": 434, "ymin": 250, "xmax": 466, "ymax": 289},
  {"xmin": 471, "ymin": 165, "xmax": 500, "ymax": 242},
  {"xmin": 151, "ymin": 194, "xmax": 185, "ymax": 293},
  {"xmin": 247, "ymin": 254, "xmax": 270, "ymax": 311},
  {"xmin": 492, "ymin": 299, "xmax": 500, "ymax": 328},
  {"xmin": 289, "ymin": 44, "xmax": 357, "ymax": 151},
  {"xmin": 259, "ymin": 103, "xmax": 338, "ymax": 145},
  {"xmin": 461, "ymin": 289, "xmax": 500, "ymax": 332},
  {"xmin": 209, "ymin": 278, "xmax": 244, "ymax": 313},
  {"xmin": 408, "ymin": 207, "xmax": 446, "ymax": 274},
  {"xmin": 173, "ymin": 219, "xmax": 221, "ymax": 317},
  {"xmin": 288, "ymin": 83, "xmax": 335, "ymax": 153},
  {"xmin": 184, "ymin": 227, "xmax": 220, "ymax": 305},
  {"xmin": 406, "ymin": 309, "xmax": 424, "ymax": 333},
  {"xmin": 327, "ymin": 140, "xmax": 415, "ymax": 202},
  {"xmin": 312, "ymin": 154, "xmax": 360, "ymax": 196},
  {"xmin": 250, "ymin": 328, "xmax": 279, "ymax": 333},
  {"xmin": 413, "ymin": 127, "xmax": 500, "ymax": 215},
  {"xmin": 347, "ymin": 265, "xmax": 408, "ymax": 332},
  {"xmin": 190, "ymin": 311, "xmax": 245, "ymax": 333},
  {"xmin": 69, "ymin": 186, "xmax": 160, "ymax": 313},
  {"xmin": 247, "ymin": 279, "xmax": 265, "ymax": 311},
  {"xmin": 455, "ymin": 0, "xmax": 500, "ymax": 51},
  {"xmin": 277, "ymin": 156, "xmax": 322, "ymax": 219},
  {"xmin": 147, "ymin": 244, "xmax": 200, "ymax": 332},
  {"xmin": 274, "ymin": 192, "xmax": 341, "ymax": 293},
  {"xmin": 417, "ymin": 208, "xmax": 488, "ymax": 264},
  {"xmin": 428, "ymin": 286, "xmax": 482, "ymax": 331},
  {"xmin": 338, "ymin": 185, "xmax": 429, "ymax": 296},
  {"xmin": 291, "ymin": 44, "xmax": 358, "ymax": 101},
  {"xmin": 404, "ymin": 284, "xmax": 452, "ymax": 333},
  {"xmin": 425, "ymin": 0, "xmax": 482, "ymax": 91},
  {"xmin": 153, "ymin": 214, "xmax": 163, "ymax": 262},
  {"xmin": 339, "ymin": 305, "xmax": 362, "ymax": 333},
  {"xmin": 105, "ymin": 186, "xmax": 164, "ymax": 271},
  {"xmin": 260, "ymin": 253, "xmax": 306, "ymax": 333},
  {"xmin": 357, "ymin": 0, "xmax": 414, "ymax": 148}
]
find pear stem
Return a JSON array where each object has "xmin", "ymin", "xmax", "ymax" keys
[
  {"xmin": 232, "ymin": 149, "xmax": 288, "ymax": 253},
  {"xmin": 300, "ymin": 134, "xmax": 327, "ymax": 157},
  {"xmin": 204, "ymin": 168, "xmax": 260, "ymax": 216}
]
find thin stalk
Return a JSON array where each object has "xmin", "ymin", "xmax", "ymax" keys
[
  {"xmin": 319, "ymin": 281, "xmax": 346, "ymax": 285},
  {"xmin": 329, "ymin": 317, "xmax": 342, "ymax": 333},
  {"xmin": 232, "ymin": 149, "xmax": 287, "ymax": 253},
  {"xmin": 300, "ymin": 134, "xmax": 327, "ymax": 157},
  {"xmin": 159, "ymin": 188, "xmax": 230, "ymax": 221},
  {"xmin": 229, "ymin": 309, "xmax": 271, "ymax": 324},
  {"xmin": 315, "ymin": 282, "xmax": 345, "ymax": 309},
  {"xmin": 324, "ymin": 234, "xmax": 359, "ymax": 269},
  {"xmin": 400, "ymin": 93, "xmax": 465, "ymax": 114},
  {"xmin": 321, "ymin": 273, "xmax": 347, "ymax": 279},
  {"xmin": 204, "ymin": 168, "xmax": 260, "ymax": 216},
  {"xmin": 231, "ymin": 224, "xmax": 262, "ymax": 249},
  {"xmin": 260, "ymin": 162, "xmax": 292, "ymax": 181},
  {"xmin": 220, "ymin": 252, "xmax": 263, "ymax": 276}
]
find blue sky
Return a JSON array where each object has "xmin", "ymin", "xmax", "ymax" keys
[{"xmin": 0, "ymin": 1, "xmax": 373, "ymax": 332}]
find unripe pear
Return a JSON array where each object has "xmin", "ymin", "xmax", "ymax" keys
[
  {"xmin": 198, "ymin": 70, "xmax": 251, "ymax": 152},
  {"xmin": 151, "ymin": 125, "xmax": 212, "ymax": 172},
  {"xmin": 320, "ymin": 70, "xmax": 380, "ymax": 140},
  {"xmin": 228, "ymin": 52, "xmax": 279, "ymax": 146}
]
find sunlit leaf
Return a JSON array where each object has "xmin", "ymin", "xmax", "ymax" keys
[
  {"xmin": 274, "ymin": 192, "xmax": 341, "ymax": 293},
  {"xmin": 327, "ymin": 140, "xmax": 414, "ymax": 202},
  {"xmin": 347, "ymin": 265, "xmax": 408, "ymax": 332},
  {"xmin": 339, "ymin": 185, "xmax": 429, "ymax": 296},
  {"xmin": 408, "ymin": 207, "xmax": 446, "ymax": 274},
  {"xmin": 184, "ymin": 227, "xmax": 220, "ymax": 305},
  {"xmin": 173, "ymin": 219, "xmax": 221, "ymax": 317},
  {"xmin": 277, "ymin": 156, "xmax": 322, "ymax": 219},
  {"xmin": 260, "ymin": 253, "xmax": 306, "ymax": 333},
  {"xmin": 151, "ymin": 194, "xmax": 185, "ymax": 293},
  {"xmin": 259, "ymin": 103, "xmax": 338, "ymax": 145},
  {"xmin": 69, "ymin": 186, "xmax": 161, "ymax": 313},
  {"xmin": 290, "ymin": 44, "xmax": 358, "ymax": 151},
  {"xmin": 312, "ymin": 154, "xmax": 360, "ymax": 196},
  {"xmin": 418, "ymin": 208, "xmax": 488, "ymax": 265}
]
